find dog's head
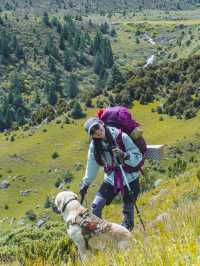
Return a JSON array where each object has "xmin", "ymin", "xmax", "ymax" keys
[{"xmin": 54, "ymin": 190, "xmax": 78, "ymax": 214}]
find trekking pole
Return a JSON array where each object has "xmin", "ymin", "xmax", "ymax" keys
[
  {"xmin": 134, "ymin": 202, "xmax": 146, "ymax": 232},
  {"xmin": 117, "ymin": 162, "xmax": 146, "ymax": 232}
]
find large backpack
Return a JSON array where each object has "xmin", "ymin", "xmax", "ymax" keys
[{"xmin": 97, "ymin": 106, "xmax": 147, "ymax": 156}]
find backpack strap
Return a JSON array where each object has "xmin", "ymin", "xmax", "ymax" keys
[{"xmin": 116, "ymin": 130, "xmax": 144, "ymax": 174}]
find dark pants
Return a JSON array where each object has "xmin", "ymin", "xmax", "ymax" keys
[{"xmin": 91, "ymin": 178, "xmax": 140, "ymax": 231}]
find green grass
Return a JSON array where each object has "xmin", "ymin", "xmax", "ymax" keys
[{"xmin": 0, "ymin": 102, "xmax": 200, "ymax": 232}]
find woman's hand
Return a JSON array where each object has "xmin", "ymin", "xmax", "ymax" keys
[{"xmin": 112, "ymin": 147, "xmax": 125, "ymax": 164}]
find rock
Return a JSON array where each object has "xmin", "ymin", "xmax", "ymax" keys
[
  {"xmin": 58, "ymin": 182, "xmax": 65, "ymax": 190},
  {"xmin": 18, "ymin": 219, "xmax": 25, "ymax": 225},
  {"xmin": 0, "ymin": 180, "xmax": 10, "ymax": 189},
  {"xmin": 20, "ymin": 189, "xmax": 32, "ymax": 196},
  {"xmin": 36, "ymin": 219, "xmax": 46, "ymax": 228},
  {"xmin": 154, "ymin": 179, "xmax": 163, "ymax": 187}
]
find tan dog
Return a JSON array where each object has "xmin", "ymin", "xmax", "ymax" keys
[{"xmin": 55, "ymin": 191, "xmax": 132, "ymax": 261}]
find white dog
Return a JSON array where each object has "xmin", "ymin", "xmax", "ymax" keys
[{"xmin": 55, "ymin": 190, "xmax": 132, "ymax": 261}]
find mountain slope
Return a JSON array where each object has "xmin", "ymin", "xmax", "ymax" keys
[{"xmin": 1, "ymin": 0, "xmax": 200, "ymax": 13}]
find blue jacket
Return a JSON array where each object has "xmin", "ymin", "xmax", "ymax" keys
[{"xmin": 82, "ymin": 127, "xmax": 142, "ymax": 187}]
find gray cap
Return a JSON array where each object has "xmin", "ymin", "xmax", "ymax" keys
[{"xmin": 84, "ymin": 117, "xmax": 101, "ymax": 135}]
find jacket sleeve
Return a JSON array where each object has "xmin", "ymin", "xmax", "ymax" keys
[
  {"xmin": 122, "ymin": 132, "xmax": 143, "ymax": 167},
  {"xmin": 82, "ymin": 141, "xmax": 100, "ymax": 186}
]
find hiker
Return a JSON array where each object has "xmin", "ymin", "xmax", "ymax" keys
[{"xmin": 79, "ymin": 117, "xmax": 143, "ymax": 231}]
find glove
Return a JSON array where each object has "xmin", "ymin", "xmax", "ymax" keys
[
  {"xmin": 112, "ymin": 147, "xmax": 125, "ymax": 164},
  {"xmin": 79, "ymin": 183, "xmax": 89, "ymax": 204}
]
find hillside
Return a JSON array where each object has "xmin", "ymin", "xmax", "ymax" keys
[
  {"xmin": 0, "ymin": 105, "xmax": 200, "ymax": 264},
  {"xmin": 1, "ymin": 0, "xmax": 200, "ymax": 13}
]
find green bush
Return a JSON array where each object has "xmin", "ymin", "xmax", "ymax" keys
[
  {"xmin": 52, "ymin": 151, "xmax": 59, "ymax": 159},
  {"xmin": 25, "ymin": 210, "xmax": 37, "ymax": 221}
]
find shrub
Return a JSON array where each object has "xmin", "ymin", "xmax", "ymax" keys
[
  {"xmin": 10, "ymin": 136, "xmax": 15, "ymax": 142},
  {"xmin": 54, "ymin": 177, "xmax": 62, "ymax": 188},
  {"xmin": 52, "ymin": 152, "xmax": 59, "ymax": 159},
  {"xmin": 63, "ymin": 170, "xmax": 74, "ymax": 183},
  {"xmin": 44, "ymin": 196, "xmax": 51, "ymax": 208},
  {"xmin": 25, "ymin": 210, "xmax": 37, "ymax": 221}
]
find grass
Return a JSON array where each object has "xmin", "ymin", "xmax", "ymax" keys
[{"xmin": 0, "ymin": 101, "xmax": 200, "ymax": 232}]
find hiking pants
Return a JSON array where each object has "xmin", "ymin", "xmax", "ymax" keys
[{"xmin": 91, "ymin": 178, "xmax": 140, "ymax": 231}]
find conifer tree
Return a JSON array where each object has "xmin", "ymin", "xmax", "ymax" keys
[
  {"xmin": 101, "ymin": 38, "xmax": 113, "ymax": 68},
  {"xmin": 47, "ymin": 81, "xmax": 57, "ymax": 105},
  {"xmin": 71, "ymin": 101, "xmax": 85, "ymax": 119},
  {"xmin": 48, "ymin": 56, "xmax": 56, "ymax": 73},
  {"xmin": 100, "ymin": 22, "xmax": 109, "ymax": 34},
  {"xmin": 63, "ymin": 74, "xmax": 79, "ymax": 99},
  {"xmin": 64, "ymin": 48, "xmax": 73, "ymax": 71},
  {"xmin": 43, "ymin": 12, "xmax": 51, "ymax": 27},
  {"xmin": 59, "ymin": 34, "xmax": 65, "ymax": 50},
  {"xmin": 109, "ymin": 64, "xmax": 124, "ymax": 87},
  {"xmin": 94, "ymin": 52, "xmax": 104, "ymax": 75}
]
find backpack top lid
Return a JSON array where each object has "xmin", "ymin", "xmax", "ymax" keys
[{"xmin": 97, "ymin": 106, "xmax": 139, "ymax": 135}]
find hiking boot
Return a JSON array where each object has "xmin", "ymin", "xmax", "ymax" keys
[{"xmin": 121, "ymin": 221, "xmax": 134, "ymax": 232}]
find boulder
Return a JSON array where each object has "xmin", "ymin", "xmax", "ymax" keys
[
  {"xmin": 36, "ymin": 219, "xmax": 46, "ymax": 228},
  {"xmin": 154, "ymin": 179, "xmax": 163, "ymax": 187},
  {"xmin": 18, "ymin": 219, "xmax": 25, "ymax": 225},
  {"xmin": 0, "ymin": 180, "xmax": 10, "ymax": 189},
  {"xmin": 20, "ymin": 189, "xmax": 32, "ymax": 196}
]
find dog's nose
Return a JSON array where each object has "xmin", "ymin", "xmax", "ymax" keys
[{"xmin": 52, "ymin": 204, "xmax": 61, "ymax": 214}]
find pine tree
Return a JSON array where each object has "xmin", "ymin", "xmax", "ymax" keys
[
  {"xmin": 0, "ymin": 16, "xmax": 4, "ymax": 26},
  {"xmin": 56, "ymin": 21, "xmax": 62, "ymax": 34},
  {"xmin": 110, "ymin": 64, "xmax": 124, "ymax": 87},
  {"xmin": 79, "ymin": 48, "xmax": 89, "ymax": 66},
  {"xmin": 101, "ymin": 38, "xmax": 113, "ymax": 68},
  {"xmin": 54, "ymin": 70, "xmax": 62, "ymax": 95},
  {"xmin": 64, "ymin": 49, "xmax": 73, "ymax": 71},
  {"xmin": 43, "ymin": 12, "xmax": 51, "ymax": 27},
  {"xmin": 71, "ymin": 101, "xmax": 85, "ymax": 119},
  {"xmin": 15, "ymin": 45, "xmax": 24, "ymax": 60},
  {"xmin": 100, "ymin": 22, "xmax": 109, "ymax": 34},
  {"xmin": 47, "ymin": 81, "xmax": 57, "ymax": 105},
  {"xmin": 59, "ymin": 34, "xmax": 65, "ymax": 50},
  {"xmin": 48, "ymin": 56, "xmax": 56, "ymax": 73},
  {"xmin": 91, "ymin": 31, "xmax": 103, "ymax": 55},
  {"xmin": 74, "ymin": 32, "xmax": 81, "ymax": 50},
  {"xmin": 63, "ymin": 74, "xmax": 79, "ymax": 99},
  {"xmin": 110, "ymin": 29, "xmax": 117, "ymax": 37},
  {"xmin": 0, "ymin": 30, "xmax": 9, "ymax": 59},
  {"xmin": 94, "ymin": 53, "xmax": 104, "ymax": 75}
]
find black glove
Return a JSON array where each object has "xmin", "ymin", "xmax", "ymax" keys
[{"xmin": 79, "ymin": 183, "xmax": 89, "ymax": 204}]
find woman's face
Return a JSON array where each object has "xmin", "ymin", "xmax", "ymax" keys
[{"xmin": 90, "ymin": 123, "xmax": 105, "ymax": 139}]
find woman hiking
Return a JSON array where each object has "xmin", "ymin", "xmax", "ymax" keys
[{"xmin": 79, "ymin": 117, "xmax": 143, "ymax": 231}]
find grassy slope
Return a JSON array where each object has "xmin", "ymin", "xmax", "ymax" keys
[
  {"xmin": 109, "ymin": 9, "xmax": 200, "ymax": 68},
  {"xmin": 0, "ymin": 102, "xmax": 200, "ymax": 231}
]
